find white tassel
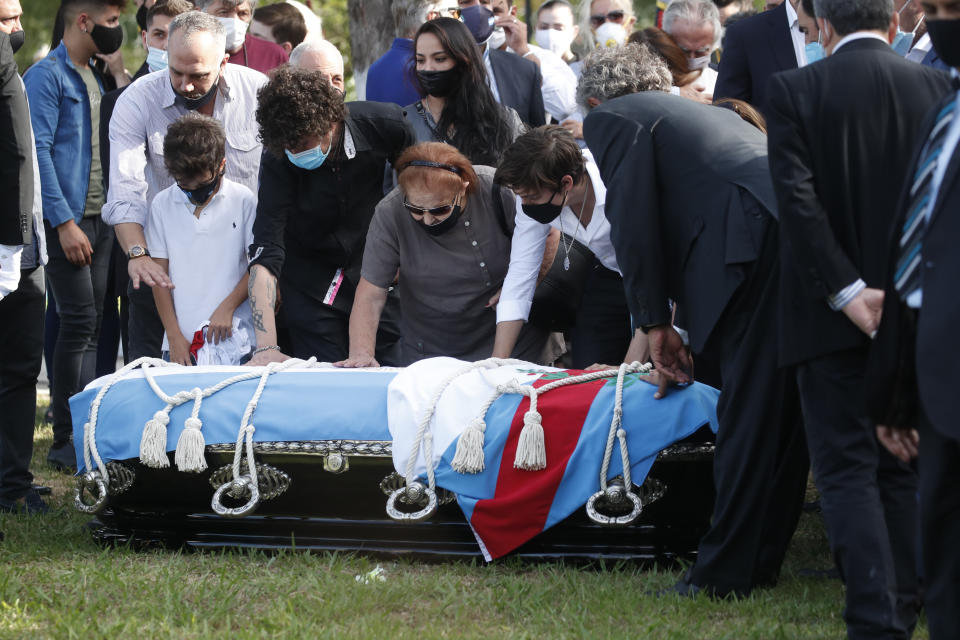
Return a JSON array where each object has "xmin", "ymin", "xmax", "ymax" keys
[
  {"xmin": 451, "ymin": 417, "xmax": 486, "ymax": 474},
  {"xmin": 139, "ymin": 410, "xmax": 171, "ymax": 468},
  {"xmin": 513, "ymin": 411, "xmax": 546, "ymax": 470},
  {"xmin": 175, "ymin": 417, "xmax": 207, "ymax": 472}
]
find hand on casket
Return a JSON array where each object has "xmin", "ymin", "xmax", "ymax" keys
[{"xmin": 648, "ymin": 325, "xmax": 694, "ymax": 399}]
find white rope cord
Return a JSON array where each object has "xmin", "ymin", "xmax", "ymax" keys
[
  {"xmin": 599, "ymin": 363, "xmax": 637, "ymax": 492},
  {"xmin": 452, "ymin": 361, "xmax": 653, "ymax": 473},
  {"xmin": 82, "ymin": 356, "xmax": 173, "ymax": 479},
  {"xmin": 403, "ymin": 358, "xmax": 528, "ymax": 491}
]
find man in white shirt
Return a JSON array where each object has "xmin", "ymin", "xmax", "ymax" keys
[
  {"xmin": 103, "ymin": 10, "xmax": 266, "ymax": 359},
  {"xmin": 662, "ymin": 0, "xmax": 722, "ymax": 94},
  {"xmin": 492, "ymin": 126, "xmax": 648, "ymax": 368}
]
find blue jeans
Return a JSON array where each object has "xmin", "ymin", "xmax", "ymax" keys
[{"xmin": 44, "ymin": 217, "xmax": 113, "ymax": 443}]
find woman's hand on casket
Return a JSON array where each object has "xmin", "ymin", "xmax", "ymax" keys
[
  {"xmin": 245, "ymin": 348, "xmax": 290, "ymax": 366},
  {"xmin": 333, "ymin": 353, "xmax": 380, "ymax": 368},
  {"xmin": 169, "ymin": 333, "xmax": 194, "ymax": 366}
]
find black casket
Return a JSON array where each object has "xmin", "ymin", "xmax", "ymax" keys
[{"xmin": 72, "ymin": 359, "xmax": 717, "ymax": 563}]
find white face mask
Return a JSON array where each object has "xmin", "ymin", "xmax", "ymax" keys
[
  {"xmin": 487, "ymin": 25, "xmax": 506, "ymax": 50},
  {"xmin": 594, "ymin": 21, "xmax": 626, "ymax": 49},
  {"xmin": 217, "ymin": 16, "xmax": 248, "ymax": 52},
  {"xmin": 146, "ymin": 46, "xmax": 168, "ymax": 72},
  {"xmin": 535, "ymin": 28, "xmax": 574, "ymax": 56},
  {"xmin": 688, "ymin": 53, "xmax": 711, "ymax": 70}
]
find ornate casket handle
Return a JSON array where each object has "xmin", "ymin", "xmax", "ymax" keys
[
  {"xmin": 211, "ymin": 475, "xmax": 260, "ymax": 518},
  {"xmin": 385, "ymin": 481, "xmax": 438, "ymax": 522},
  {"xmin": 585, "ymin": 483, "xmax": 643, "ymax": 526}
]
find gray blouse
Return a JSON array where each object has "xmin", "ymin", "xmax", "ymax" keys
[
  {"xmin": 401, "ymin": 101, "xmax": 526, "ymax": 158},
  {"xmin": 362, "ymin": 166, "xmax": 536, "ymax": 365}
]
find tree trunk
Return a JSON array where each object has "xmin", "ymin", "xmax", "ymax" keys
[{"xmin": 346, "ymin": 0, "xmax": 396, "ymax": 100}]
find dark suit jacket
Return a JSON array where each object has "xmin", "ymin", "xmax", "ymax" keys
[
  {"xmin": 714, "ymin": 2, "xmax": 796, "ymax": 116},
  {"xmin": 100, "ymin": 62, "xmax": 149, "ymax": 194},
  {"xmin": 867, "ymin": 89, "xmax": 960, "ymax": 440},
  {"xmin": 766, "ymin": 38, "xmax": 952, "ymax": 366},
  {"xmin": 583, "ymin": 91, "xmax": 777, "ymax": 353},
  {"xmin": 0, "ymin": 32, "xmax": 34, "ymax": 246},
  {"xmin": 489, "ymin": 48, "xmax": 546, "ymax": 128}
]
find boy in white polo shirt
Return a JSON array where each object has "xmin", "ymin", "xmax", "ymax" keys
[{"xmin": 145, "ymin": 114, "xmax": 256, "ymax": 365}]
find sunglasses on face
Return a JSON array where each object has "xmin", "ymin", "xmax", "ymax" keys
[
  {"xmin": 590, "ymin": 9, "xmax": 625, "ymax": 28},
  {"xmin": 403, "ymin": 201, "xmax": 456, "ymax": 217}
]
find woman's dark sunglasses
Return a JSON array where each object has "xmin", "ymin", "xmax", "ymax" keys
[
  {"xmin": 403, "ymin": 201, "xmax": 455, "ymax": 217},
  {"xmin": 590, "ymin": 9, "xmax": 625, "ymax": 27}
]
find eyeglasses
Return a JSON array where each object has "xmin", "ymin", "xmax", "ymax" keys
[
  {"xmin": 403, "ymin": 200, "xmax": 456, "ymax": 217},
  {"xmin": 589, "ymin": 9, "xmax": 625, "ymax": 28}
]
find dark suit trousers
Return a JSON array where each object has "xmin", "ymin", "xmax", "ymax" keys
[
  {"xmin": 797, "ymin": 348, "xmax": 918, "ymax": 640},
  {"xmin": 280, "ymin": 281, "xmax": 403, "ymax": 367},
  {"xmin": 0, "ymin": 266, "xmax": 45, "ymax": 501},
  {"xmin": 918, "ymin": 412, "xmax": 960, "ymax": 640},
  {"xmin": 687, "ymin": 219, "xmax": 809, "ymax": 595}
]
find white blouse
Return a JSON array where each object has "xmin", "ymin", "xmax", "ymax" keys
[{"xmin": 496, "ymin": 149, "xmax": 620, "ymax": 324}]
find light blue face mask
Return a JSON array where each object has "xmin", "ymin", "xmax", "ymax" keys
[
  {"xmin": 146, "ymin": 46, "xmax": 168, "ymax": 72},
  {"xmin": 805, "ymin": 40, "xmax": 825, "ymax": 64},
  {"xmin": 891, "ymin": 0, "xmax": 923, "ymax": 56},
  {"xmin": 285, "ymin": 139, "xmax": 330, "ymax": 170}
]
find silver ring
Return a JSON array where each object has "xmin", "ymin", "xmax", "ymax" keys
[
  {"xmin": 211, "ymin": 475, "xmax": 260, "ymax": 518},
  {"xmin": 75, "ymin": 471, "xmax": 108, "ymax": 514},
  {"xmin": 385, "ymin": 483, "xmax": 437, "ymax": 522},
  {"xmin": 585, "ymin": 488, "xmax": 642, "ymax": 526}
]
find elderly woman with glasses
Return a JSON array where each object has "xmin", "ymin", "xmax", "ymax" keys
[{"xmin": 335, "ymin": 142, "xmax": 546, "ymax": 367}]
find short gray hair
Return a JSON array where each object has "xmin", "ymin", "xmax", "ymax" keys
[
  {"xmin": 394, "ymin": 0, "xmax": 433, "ymax": 38},
  {"xmin": 192, "ymin": 0, "xmax": 247, "ymax": 10},
  {"xmin": 813, "ymin": 0, "xmax": 893, "ymax": 36},
  {"xmin": 169, "ymin": 11, "xmax": 227, "ymax": 55},
  {"xmin": 662, "ymin": 0, "xmax": 722, "ymax": 51},
  {"xmin": 289, "ymin": 38, "xmax": 344, "ymax": 70},
  {"xmin": 577, "ymin": 43, "xmax": 672, "ymax": 109}
]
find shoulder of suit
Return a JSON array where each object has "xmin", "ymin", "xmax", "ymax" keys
[{"xmin": 490, "ymin": 48, "xmax": 538, "ymax": 74}]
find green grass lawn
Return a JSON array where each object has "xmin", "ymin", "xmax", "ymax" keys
[{"xmin": 0, "ymin": 400, "xmax": 926, "ymax": 639}]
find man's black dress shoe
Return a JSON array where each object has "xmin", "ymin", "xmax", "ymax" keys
[
  {"xmin": 0, "ymin": 490, "xmax": 50, "ymax": 515},
  {"xmin": 31, "ymin": 485, "xmax": 52, "ymax": 496},
  {"xmin": 47, "ymin": 440, "xmax": 77, "ymax": 472}
]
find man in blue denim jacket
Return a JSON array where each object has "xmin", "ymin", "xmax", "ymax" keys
[{"xmin": 23, "ymin": 0, "xmax": 127, "ymax": 471}]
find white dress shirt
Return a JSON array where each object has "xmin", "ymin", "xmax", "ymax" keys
[
  {"xmin": 497, "ymin": 150, "xmax": 618, "ymax": 323},
  {"xmin": 482, "ymin": 46, "xmax": 502, "ymax": 104},
  {"xmin": 511, "ymin": 44, "xmax": 579, "ymax": 122},
  {"xmin": 102, "ymin": 64, "xmax": 268, "ymax": 228},
  {"xmin": 833, "ymin": 31, "xmax": 890, "ymax": 54},
  {"xmin": 785, "ymin": 0, "xmax": 807, "ymax": 67},
  {"xmin": 905, "ymin": 33, "xmax": 932, "ymax": 63},
  {"xmin": 692, "ymin": 66, "xmax": 718, "ymax": 95},
  {"xmin": 907, "ymin": 84, "xmax": 960, "ymax": 309}
]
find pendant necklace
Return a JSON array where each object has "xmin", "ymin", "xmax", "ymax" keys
[{"xmin": 557, "ymin": 187, "xmax": 589, "ymax": 271}]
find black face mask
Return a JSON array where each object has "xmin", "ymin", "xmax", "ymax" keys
[
  {"xmin": 8, "ymin": 29, "xmax": 24, "ymax": 54},
  {"xmin": 521, "ymin": 187, "xmax": 566, "ymax": 224},
  {"xmin": 416, "ymin": 204, "xmax": 463, "ymax": 236},
  {"xmin": 180, "ymin": 171, "xmax": 223, "ymax": 206},
  {"xmin": 927, "ymin": 19, "xmax": 960, "ymax": 68},
  {"xmin": 136, "ymin": 4, "xmax": 148, "ymax": 32},
  {"xmin": 174, "ymin": 76, "xmax": 219, "ymax": 111},
  {"xmin": 90, "ymin": 22, "xmax": 124, "ymax": 55},
  {"xmin": 417, "ymin": 68, "xmax": 459, "ymax": 98}
]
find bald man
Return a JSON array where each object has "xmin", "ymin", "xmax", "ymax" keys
[{"xmin": 289, "ymin": 38, "xmax": 344, "ymax": 93}]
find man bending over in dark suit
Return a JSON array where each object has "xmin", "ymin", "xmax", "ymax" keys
[
  {"xmin": 866, "ymin": 2, "xmax": 960, "ymax": 637},
  {"xmin": 766, "ymin": 0, "xmax": 953, "ymax": 636},
  {"xmin": 580, "ymin": 43, "xmax": 809, "ymax": 599}
]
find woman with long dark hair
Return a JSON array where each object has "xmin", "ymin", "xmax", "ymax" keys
[{"xmin": 404, "ymin": 17, "xmax": 522, "ymax": 167}]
